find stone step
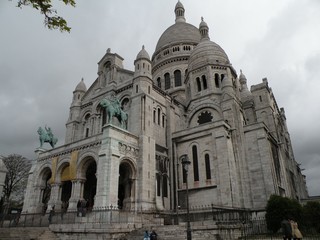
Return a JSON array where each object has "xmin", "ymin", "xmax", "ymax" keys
[
  {"xmin": 37, "ymin": 229, "xmax": 60, "ymax": 240},
  {"xmin": 0, "ymin": 227, "xmax": 48, "ymax": 240},
  {"xmin": 125, "ymin": 223, "xmax": 220, "ymax": 240}
]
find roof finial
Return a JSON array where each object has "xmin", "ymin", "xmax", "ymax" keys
[{"xmin": 201, "ymin": 16, "xmax": 204, "ymax": 22}]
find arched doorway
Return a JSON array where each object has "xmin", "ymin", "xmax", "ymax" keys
[
  {"xmin": 83, "ymin": 161, "xmax": 97, "ymax": 210},
  {"xmin": 118, "ymin": 161, "xmax": 135, "ymax": 210},
  {"xmin": 61, "ymin": 181, "xmax": 72, "ymax": 202},
  {"xmin": 60, "ymin": 165, "xmax": 72, "ymax": 205},
  {"xmin": 40, "ymin": 168, "xmax": 52, "ymax": 213}
]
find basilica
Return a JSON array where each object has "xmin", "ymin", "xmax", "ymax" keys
[{"xmin": 22, "ymin": 1, "xmax": 308, "ymax": 215}]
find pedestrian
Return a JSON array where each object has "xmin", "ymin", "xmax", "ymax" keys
[
  {"xmin": 143, "ymin": 230, "xmax": 150, "ymax": 240},
  {"xmin": 48, "ymin": 205, "xmax": 55, "ymax": 224},
  {"xmin": 281, "ymin": 216, "xmax": 293, "ymax": 240},
  {"xmin": 81, "ymin": 199, "xmax": 87, "ymax": 217},
  {"xmin": 149, "ymin": 230, "xmax": 157, "ymax": 240},
  {"xmin": 77, "ymin": 199, "xmax": 81, "ymax": 217},
  {"xmin": 291, "ymin": 219, "xmax": 303, "ymax": 240}
]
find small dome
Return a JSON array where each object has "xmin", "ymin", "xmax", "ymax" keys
[
  {"xmin": 239, "ymin": 69, "xmax": 247, "ymax": 83},
  {"xmin": 136, "ymin": 45, "xmax": 150, "ymax": 60},
  {"xmin": 75, "ymin": 78, "xmax": 87, "ymax": 92},
  {"xmin": 199, "ymin": 17, "xmax": 208, "ymax": 29},
  {"xmin": 239, "ymin": 70, "xmax": 252, "ymax": 98},
  {"xmin": 188, "ymin": 18, "xmax": 229, "ymax": 71},
  {"xmin": 188, "ymin": 39, "xmax": 230, "ymax": 71}
]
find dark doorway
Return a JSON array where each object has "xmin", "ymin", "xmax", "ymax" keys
[
  {"xmin": 61, "ymin": 181, "xmax": 72, "ymax": 202},
  {"xmin": 118, "ymin": 162, "xmax": 133, "ymax": 210},
  {"xmin": 42, "ymin": 172, "xmax": 52, "ymax": 205},
  {"xmin": 83, "ymin": 161, "xmax": 97, "ymax": 209}
]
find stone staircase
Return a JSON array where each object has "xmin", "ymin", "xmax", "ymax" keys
[
  {"xmin": 37, "ymin": 229, "xmax": 60, "ymax": 240},
  {"xmin": 0, "ymin": 227, "xmax": 50, "ymax": 240},
  {"xmin": 124, "ymin": 221, "xmax": 220, "ymax": 240}
]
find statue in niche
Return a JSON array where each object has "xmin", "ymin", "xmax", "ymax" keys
[
  {"xmin": 37, "ymin": 126, "xmax": 58, "ymax": 148},
  {"xmin": 100, "ymin": 95, "xmax": 128, "ymax": 130}
]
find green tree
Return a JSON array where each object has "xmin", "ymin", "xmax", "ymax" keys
[
  {"xmin": 265, "ymin": 195, "xmax": 302, "ymax": 233},
  {"xmin": 14, "ymin": 0, "xmax": 76, "ymax": 32},
  {"xmin": 1, "ymin": 154, "xmax": 31, "ymax": 213},
  {"xmin": 302, "ymin": 201, "xmax": 320, "ymax": 233}
]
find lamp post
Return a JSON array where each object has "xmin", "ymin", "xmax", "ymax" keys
[{"xmin": 180, "ymin": 154, "xmax": 192, "ymax": 240}]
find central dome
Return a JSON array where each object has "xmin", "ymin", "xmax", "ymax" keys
[
  {"xmin": 154, "ymin": 22, "xmax": 201, "ymax": 53},
  {"xmin": 153, "ymin": 1, "xmax": 201, "ymax": 56}
]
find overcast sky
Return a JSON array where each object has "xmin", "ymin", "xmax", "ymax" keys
[{"xmin": 0, "ymin": 0, "xmax": 319, "ymax": 196}]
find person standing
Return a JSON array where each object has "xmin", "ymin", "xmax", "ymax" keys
[
  {"xmin": 143, "ymin": 230, "xmax": 149, "ymax": 240},
  {"xmin": 149, "ymin": 230, "xmax": 157, "ymax": 240},
  {"xmin": 48, "ymin": 205, "xmax": 55, "ymax": 224},
  {"xmin": 77, "ymin": 199, "xmax": 82, "ymax": 217},
  {"xmin": 291, "ymin": 219, "xmax": 303, "ymax": 240},
  {"xmin": 281, "ymin": 217, "xmax": 293, "ymax": 240}
]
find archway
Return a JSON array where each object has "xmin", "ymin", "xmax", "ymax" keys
[
  {"xmin": 40, "ymin": 168, "xmax": 52, "ymax": 213},
  {"xmin": 83, "ymin": 161, "xmax": 97, "ymax": 210},
  {"xmin": 61, "ymin": 181, "xmax": 72, "ymax": 202},
  {"xmin": 60, "ymin": 165, "xmax": 72, "ymax": 205},
  {"xmin": 118, "ymin": 161, "xmax": 135, "ymax": 210}
]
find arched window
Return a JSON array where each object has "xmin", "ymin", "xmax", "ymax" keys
[
  {"xmin": 196, "ymin": 77, "xmax": 201, "ymax": 92},
  {"xmin": 156, "ymin": 173, "xmax": 161, "ymax": 196},
  {"xmin": 221, "ymin": 74, "xmax": 225, "ymax": 84},
  {"xmin": 205, "ymin": 154, "xmax": 211, "ymax": 180},
  {"xmin": 215, "ymin": 73, "xmax": 220, "ymax": 88},
  {"xmin": 164, "ymin": 73, "xmax": 170, "ymax": 90},
  {"xmin": 157, "ymin": 77, "xmax": 161, "ymax": 88},
  {"xmin": 202, "ymin": 75, "xmax": 207, "ymax": 89},
  {"xmin": 162, "ymin": 176, "xmax": 168, "ymax": 197},
  {"xmin": 162, "ymin": 115, "xmax": 165, "ymax": 127},
  {"xmin": 197, "ymin": 111, "xmax": 213, "ymax": 125},
  {"xmin": 157, "ymin": 108, "xmax": 161, "ymax": 125},
  {"xmin": 174, "ymin": 70, "xmax": 182, "ymax": 87},
  {"xmin": 182, "ymin": 164, "xmax": 187, "ymax": 183},
  {"xmin": 153, "ymin": 110, "xmax": 156, "ymax": 123},
  {"xmin": 192, "ymin": 145, "xmax": 199, "ymax": 181}
]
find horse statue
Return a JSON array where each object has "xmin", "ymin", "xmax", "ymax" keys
[
  {"xmin": 99, "ymin": 97, "xmax": 128, "ymax": 129},
  {"xmin": 37, "ymin": 126, "xmax": 58, "ymax": 148}
]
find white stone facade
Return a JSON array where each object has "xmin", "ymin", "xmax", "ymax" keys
[{"xmin": 22, "ymin": 1, "xmax": 308, "ymax": 215}]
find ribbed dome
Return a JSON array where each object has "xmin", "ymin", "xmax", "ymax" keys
[
  {"xmin": 188, "ymin": 39, "xmax": 230, "ymax": 71},
  {"xmin": 75, "ymin": 78, "xmax": 87, "ymax": 92},
  {"xmin": 136, "ymin": 45, "xmax": 150, "ymax": 60},
  {"xmin": 155, "ymin": 22, "xmax": 201, "ymax": 53}
]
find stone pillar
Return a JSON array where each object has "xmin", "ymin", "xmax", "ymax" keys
[
  {"xmin": 48, "ymin": 183, "xmax": 61, "ymax": 211},
  {"xmin": 68, "ymin": 179, "xmax": 85, "ymax": 210}
]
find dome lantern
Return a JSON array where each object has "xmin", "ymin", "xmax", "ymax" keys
[{"xmin": 175, "ymin": 0, "xmax": 186, "ymax": 23}]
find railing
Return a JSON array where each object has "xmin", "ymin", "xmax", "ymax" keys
[
  {"xmin": 1, "ymin": 206, "xmax": 320, "ymax": 240},
  {"xmin": 0, "ymin": 208, "xmax": 164, "ymax": 228}
]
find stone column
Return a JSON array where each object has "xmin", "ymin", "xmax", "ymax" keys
[
  {"xmin": 68, "ymin": 179, "xmax": 85, "ymax": 210},
  {"xmin": 48, "ymin": 183, "xmax": 61, "ymax": 211}
]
